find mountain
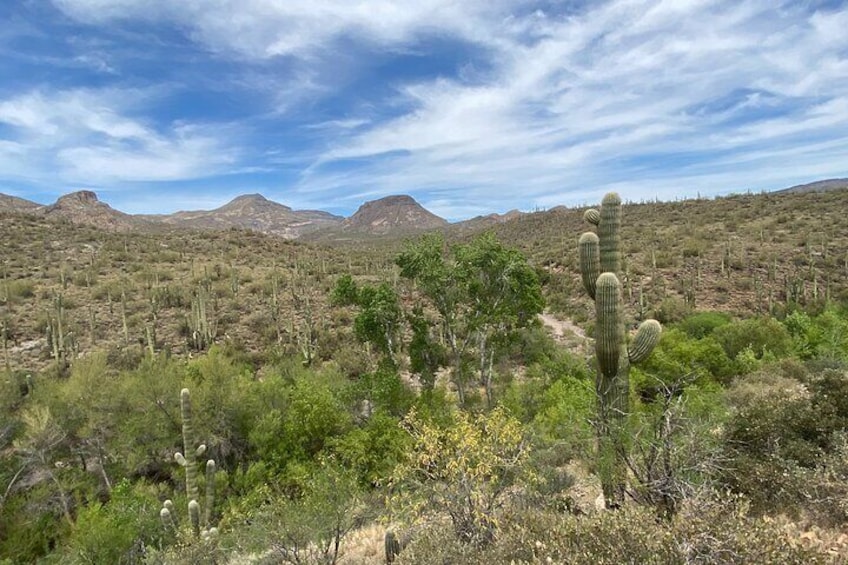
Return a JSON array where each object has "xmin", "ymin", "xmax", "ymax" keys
[
  {"xmin": 452, "ymin": 209, "xmax": 526, "ymax": 233},
  {"xmin": 0, "ymin": 193, "xmax": 40, "ymax": 213},
  {"xmin": 338, "ymin": 195, "xmax": 448, "ymax": 235},
  {"xmin": 775, "ymin": 178, "xmax": 848, "ymax": 194},
  {"xmin": 41, "ymin": 190, "xmax": 146, "ymax": 232},
  {"xmin": 142, "ymin": 194, "xmax": 343, "ymax": 239}
]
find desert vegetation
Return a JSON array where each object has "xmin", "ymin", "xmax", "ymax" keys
[{"xmin": 1, "ymin": 188, "xmax": 848, "ymax": 563}]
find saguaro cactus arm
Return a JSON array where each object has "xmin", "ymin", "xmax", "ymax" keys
[
  {"xmin": 628, "ymin": 319, "xmax": 662, "ymax": 364},
  {"xmin": 595, "ymin": 273, "xmax": 625, "ymax": 379},
  {"xmin": 579, "ymin": 233, "xmax": 601, "ymax": 299}
]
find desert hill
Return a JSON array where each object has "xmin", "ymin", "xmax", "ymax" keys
[
  {"xmin": 342, "ymin": 194, "xmax": 448, "ymax": 233},
  {"xmin": 140, "ymin": 193, "xmax": 343, "ymax": 239},
  {"xmin": 41, "ymin": 190, "xmax": 148, "ymax": 232},
  {"xmin": 775, "ymin": 178, "xmax": 848, "ymax": 194},
  {"xmin": 0, "ymin": 193, "xmax": 40, "ymax": 213}
]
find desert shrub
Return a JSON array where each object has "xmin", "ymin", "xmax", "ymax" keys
[
  {"xmin": 184, "ymin": 347, "xmax": 260, "ymax": 467},
  {"xmin": 528, "ymin": 375, "xmax": 594, "ymax": 461},
  {"xmin": 4, "ymin": 279, "xmax": 35, "ymax": 301},
  {"xmin": 348, "ymin": 366, "xmax": 415, "ymax": 417},
  {"xmin": 785, "ymin": 307, "xmax": 848, "ymax": 363},
  {"xmin": 388, "ymin": 407, "xmax": 533, "ymax": 546},
  {"xmin": 0, "ymin": 483, "xmax": 70, "ymax": 562},
  {"xmin": 713, "ymin": 316, "xmax": 792, "ymax": 360},
  {"xmin": 329, "ymin": 411, "xmax": 410, "ymax": 487},
  {"xmin": 677, "ymin": 310, "xmax": 731, "ymax": 339},
  {"xmin": 499, "ymin": 347, "xmax": 590, "ymax": 426},
  {"xmin": 722, "ymin": 366, "xmax": 848, "ymax": 521},
  {"xmin": 60, "ymin": 479, "xmax": 163, "ymax": 564},
  {"xmin": 249, "ymin": 370, "xmax": 352, "ymax": 472},
  {"xmin": 652, "ymin": 296, "xmax": 691, "ymax": 324},
  {"xmin": 637, "ymin": 328, "xmax": 734, "ymax": 387},
  {"xmin": 224, "ymin": 461, "xmax": 366, "ymax": 565},
  {"xmin": 397, "ymin": 494, "xmax": 831, "ymax": 564}
]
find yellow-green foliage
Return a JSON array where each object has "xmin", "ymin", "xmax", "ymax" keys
[{"xmin": 389, "ymin": 406, "xmax": 532, "ymax": 545}]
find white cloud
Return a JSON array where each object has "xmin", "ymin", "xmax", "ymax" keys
[
  {"xmin": 292, "ymin": 0, "xmax": 848, "ymax": 215},
  {"xmin": 53, "ymin": 0, "xmax": 517, "ymax": 57},
  {"xmin": 32, "ymin": 0, "xmax": 848, "ymax": 218},
  {"xmin": 0, "ymin": 89, "xmax": 239, "ymax": 185}
]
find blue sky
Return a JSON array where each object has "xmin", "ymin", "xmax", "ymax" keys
[{"xmin": 1, "ymin": 0, "xmax": 847, "ymax": 221}]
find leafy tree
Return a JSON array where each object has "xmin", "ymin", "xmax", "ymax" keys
[
  {"xmin": 407, "ymin": 304, "xmax": 445, "ymax": 391},
  {"xmin": 396, "ymin": 233, "xmax": 543, "ymax": 406},
  {"xmin": 332, "ymin": 274, "xmax": 403, "ymax": 368}
]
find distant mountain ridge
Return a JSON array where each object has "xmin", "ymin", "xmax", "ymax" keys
[
  {"xmin": 775, "ymin": 178, "xmax": 848, "ymax": 194},
  {"xmin": 140, "ymin": 193, "xmax": 343, "ymax": 239},
  {"xmin": 0, "ymin": 193, "xmax": 40, "ymax": 212},
  {"xmin": 2, "ymin": 177, "xmax": 846, "ymax": 240}
]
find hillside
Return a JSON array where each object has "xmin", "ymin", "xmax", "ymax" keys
[
  {"xmin": 1, "ymin": 187, "xmax": 848, "ymax": 563},
  {"xmin": 0, "ymin": 193, "xmax": 40, "ymax": 213},
  {"xmin": 141, "ymin": 193, "xmax": 343, "ymax": 238},
  {"xmin": 342, "ymin": 194, "xmax": 448, "ymax": 233},
  {"xmin": 2, "ymin": 187, "xmax": 847, "ymax": 374},
  {"xmin": 775, "ymin": 178, "xmax": 848, "ymax": 194}
]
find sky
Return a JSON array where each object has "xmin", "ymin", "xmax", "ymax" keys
[{"xmin": 1, "ymin": 1, "xmax": 847, "ymax": 221}]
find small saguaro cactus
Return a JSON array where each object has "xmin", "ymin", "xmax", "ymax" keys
[
  {"xmin": 578, "ymin": 192, "xmax": 662, "ymax": 509},
  {"xmin": 161, "ymin": 388, "xmax": 218, "ymax": 540},
  {"xmin": 385, "ymin": 528, "xmax": 411, "ymax": 564},
  {"xmin": 385, "ymin": 529, "xmax": 401, "ymax": 564}
]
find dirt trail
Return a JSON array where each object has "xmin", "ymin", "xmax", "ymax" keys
[{"xmin": 539, "ymin": 312, "xmax": 587, "ymax": 341}]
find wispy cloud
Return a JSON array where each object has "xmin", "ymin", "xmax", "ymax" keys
[
  {"xmin": 0, "ymin": 1, "xmax": 845, "ymax": 217},
  {"xmin": 0, "ymin": 88, "xmax": 240, "ymax": 185}
]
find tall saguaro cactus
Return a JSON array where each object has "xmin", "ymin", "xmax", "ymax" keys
[
  {"xmin": 160, "ymin": 388, "xmax": 218, "ymax": 540},
  {"xmin": 578, "ymin": 193, "xmax": 662, "ymax": 508}
]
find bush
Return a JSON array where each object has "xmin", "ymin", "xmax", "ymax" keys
[
  {"xmin": 389, "ymin": 407, "xmax": 532, "ymax": 546},
  {"xmin": 61, "ymin": 480, "xmax": 163, "ymax": 564},
  {"xmin": 652, "ymin": 296, "xmax": 691, "ymax": 324},
  {"xmin": 678, "ymin": 310, "xmax": 731, "ymax": 339},
  {"xmin": 713, "ymin": 316, "xmax": 792, "ymax": 360},
  {"xmin": 222, "ymin": 461, "xmax": 366, "ymax": 565},
  {"xmin": 397, "ymin": 494, "xmax": 831, "ymax": 564},
  {"xmin": 637, "ymin": 328, "xmax": 734, "ymax": 387},
  {"xmin": 722, "ymin": 365, "xmax": 848, "ymax": 522}
]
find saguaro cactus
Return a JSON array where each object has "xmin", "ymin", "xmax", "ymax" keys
[
  {"xmin": 578, "ymin": 193, "xmax": 662, "ymax": 508},
  {"xmin": 161, "ymin": 388, "xmax": 218, "ymax": 539}
]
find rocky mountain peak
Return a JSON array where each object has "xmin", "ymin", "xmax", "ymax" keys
[
  {"xmin": 55, "ymin": 190, "xmax": 100, "ymax": 207},
  {"xmin": 342, "ymin": 194, "xmax": 448, "ymax": 235}
]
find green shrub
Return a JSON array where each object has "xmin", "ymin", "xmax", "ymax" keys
[
  {"xmin": 678, "ymin": 310, "xmax": 731, "ymax": 339},
  {"xmin": 713, "ymin": 316, "xmax": 792, "ymax": 360},
  {"xmin": 637, "ymin": 328, "xmax": 734, "ymax": 386},
  {"xmin": 722, "ymin": 365, "xmax": 848, "ymax": 521},
  {"xmin": 330, "ymin": 411, "xmax": 409, "ymax": 486},
  {"xmin": 62, "ymin": 480, "xmax": 163, "ymax": 564},
  {"xmin": 389, "ymin": 407, "xmax": 532, "ymax": 546}
]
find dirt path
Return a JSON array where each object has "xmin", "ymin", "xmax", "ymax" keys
[{"xmin": 539, "ymin": 312, "xmax": 587, "ymax": 341}]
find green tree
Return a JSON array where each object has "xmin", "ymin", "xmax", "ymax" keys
[
  {"xmin": 396, "ymin": 233, "xmax": 543, "ymax": 406},
  {"xmin": 332, "ymin": 274, "xmax": 403, "ymax": 368}
]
